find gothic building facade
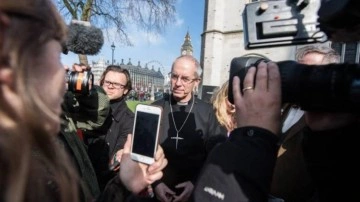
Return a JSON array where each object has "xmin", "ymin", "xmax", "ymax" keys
[
  {"xmin": 181, "ymin": 31, "xmax": 193, "ymax": 56},
  {"xmin": 91, "ymin": 58, "xmax": 165, "ymax": 94}
]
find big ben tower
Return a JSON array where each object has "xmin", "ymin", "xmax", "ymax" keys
[{"xmin": 181, "ymin": 31, "xmax": 193, "ymax": 56}]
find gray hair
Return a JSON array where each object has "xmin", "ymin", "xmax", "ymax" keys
[
  {"xmin": 296, "ymin": 45, "xmax": 340, "ymax": 63},
  {"xmin": 172, "ymin": 55, "xmax": 203, "ymax": 78}
]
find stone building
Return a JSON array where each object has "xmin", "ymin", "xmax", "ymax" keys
[
  {"xmin": 91, "ymin": 58, "xmax": 165, "ymax": 94},
  {"xmin": 200, "ymin": 0, "xmax": 296, "ymax": 101}
]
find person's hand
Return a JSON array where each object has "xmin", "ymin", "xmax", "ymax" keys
[
  {"xmin": 119, "ymin": 134, "xmax": 168, "ymax": 194},
  {"xmin": 172, "ymin": 181, "xmax": 194, "ymax": 202},
  {"xmin": 109, "ymin": 149, "xmax": 123, "ymax": 171},
  {"xmin": 64, "ymin": 63, "xmax": 90, "ymax": 72},
  {"xmin": 154, "ymin": 182, "xmax": 175, "ymax": 202},
  {"xmin": 305, "ymin": 112, "xmax": 358, "ymax": 131},
  {"xmin": 232, "ymin": 61, "xmax": 282, "ymax": 135}
]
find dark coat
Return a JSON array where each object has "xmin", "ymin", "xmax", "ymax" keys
[
  {"xmin": 302, "ymin": 123, "xmax": 360, "ymax": 202},
  {"xmin": 105, "ymin": 98, "xmax": 135, "ymax": 158},
  {"xmin": 86, "ymin": 97, "xmax": 134, "ymax": 192},
  {"xmin": 193, "ymin": 127, "xmax": 279, "ymax": 202},
  {"xmin": 152, "ymin": 94, "xmax": 226, "ymax": 189}
]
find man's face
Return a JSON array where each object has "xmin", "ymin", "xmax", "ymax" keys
[
  {"xmin": 170, "ymin": 58, "xmax": 199, "ymax": 102},
  {"xmin": 102, "ymin": 71, "xmax": 128, "ymax": 100}
]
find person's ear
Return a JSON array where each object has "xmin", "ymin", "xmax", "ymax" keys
[
  {"xmin": 0, "ymin": 67, "xmax": 13, "ymax": 86},
  {"xmin": 193, "ymin": 77, "xmax": 201, "ymax": 89},
  {"xmin": 226, "ymin": 98, "xmax": 236, "ymax": 113}
]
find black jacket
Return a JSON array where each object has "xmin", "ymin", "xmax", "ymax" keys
[
  {"xmin": 106, "ymin": 98, "xmax": 134, "ymax": 158},
  {"xmin": 152, "ymin": 94, "xmax": 225, "ymax": 189},
  {"xmin": 87, "ymin": 97, "xmax": 134, "ymax": 191},
  {"xmin": 193, "ymin": 127, "xmax": 279, "ymax": 202}
]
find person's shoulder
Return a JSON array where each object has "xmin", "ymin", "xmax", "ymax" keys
[
  {"xmin": 195, "ymin": 97, "xmax": 213, "ymax": 109},
  {"xmin": 152, "ymin": 94, "xmax": 169, "ymax": 105},
  {"xmin": 124, "ymin": 105, "xmax": 135, "ymax": 117}
]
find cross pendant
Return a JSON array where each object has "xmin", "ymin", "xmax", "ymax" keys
[{"xmin": 171, "ymin": 133, "xmax": 184, "ymax": 150}]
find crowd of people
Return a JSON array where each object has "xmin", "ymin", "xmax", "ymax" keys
[{"xmin": 1, "ymin": 0, "xmax": 359, "ymax": 202}]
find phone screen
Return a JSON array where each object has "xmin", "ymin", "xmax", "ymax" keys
[{"xmin": 132, "ymin": 111, "xmax": 159, "ymax": 157}]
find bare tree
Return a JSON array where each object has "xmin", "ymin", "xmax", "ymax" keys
[{"xmin": 56, "ymin": 0, "xmax": 177, "ymax": 65}]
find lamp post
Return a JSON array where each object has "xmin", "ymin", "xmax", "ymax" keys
[{"xmin": 111, "ymin": 42, "xmax": 115, "ymax": 65}]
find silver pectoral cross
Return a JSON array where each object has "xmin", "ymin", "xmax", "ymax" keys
[{"xmin": 171, "ymin": 134, "xmax": 183, "ymax": 150}]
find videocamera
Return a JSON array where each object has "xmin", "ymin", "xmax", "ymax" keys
[
  {"xmin": 228, "ymin": 0, "xmax": 360, "ymax": 112},
  {"xmin": 228, "ymin": 56, "xmax": 360, "ymax": 112}
]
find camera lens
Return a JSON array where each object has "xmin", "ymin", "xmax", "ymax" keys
[
  {"xmin": 229, "ymin": 56, "xmax": 360, "ymax": 112},
  {"xmin": 67, "ymin": 71, "xmax": 94, "ymax": 95}
]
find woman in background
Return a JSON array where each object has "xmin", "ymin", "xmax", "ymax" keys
[{"xmin": 210, "ymin": 80, "xmax": 237, "ymax": 136}]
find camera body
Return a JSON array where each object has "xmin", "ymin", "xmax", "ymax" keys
[
  {"xmin": 243, "ymin": 0, "xmax": 324, "ymax": 49},
  {"xmin": 66, "ymin": 71, "xmax": 94, "ymax": 95},
  {"xmin": 228, "ymin": 0, "xmax": 360, "ymax": 112}
]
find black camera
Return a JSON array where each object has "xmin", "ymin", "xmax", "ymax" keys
[
  {"xmin": 228, "ymin": 56, "xmax": 360, "ymax": 112},
  {"xmin": 66, "ymin": 70, "xmax": 94, "ymax": 95}
]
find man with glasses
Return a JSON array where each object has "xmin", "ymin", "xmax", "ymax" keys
[
  {"xmin": 86, "ymin": 65, "xmax": 134, "ymax": 193},
  {"xmin": 150, "ymin": 55, "xmax": 225, "ymax": 202},
  {"xmin": 100, "ymin": 65, "xmax": 134, "ymax": 160}
]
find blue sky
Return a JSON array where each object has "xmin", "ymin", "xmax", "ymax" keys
[{"xmin": 61, "ymin": 0, "xmax": 205, "ymax": 75}]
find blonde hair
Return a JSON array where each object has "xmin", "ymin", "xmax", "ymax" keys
[
  {"xmin": 0, "ymin": 1, "xmax": 79, "ymax": 202},
  {"xmin": 210, "ymin": 81, "xmax": 236, "ymax": 133}
]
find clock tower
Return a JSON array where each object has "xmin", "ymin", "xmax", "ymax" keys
[{"xmin": 180, "ymin": 31, "xmax": 193, "ymax": 56}]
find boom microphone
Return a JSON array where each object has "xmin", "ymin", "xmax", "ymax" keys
[{"xmin": 63, "ymin": 20, "xmax": 104, "ymax": 55}]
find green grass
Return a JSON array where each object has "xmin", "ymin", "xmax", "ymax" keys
[{"xmin": 126, "ymin": 100, "xmax": 153, "ymax": 112}]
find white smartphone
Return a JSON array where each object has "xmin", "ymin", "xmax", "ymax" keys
[{"xmin": 130, "ymin": 104, "xmax": 162, "ymax": 165}]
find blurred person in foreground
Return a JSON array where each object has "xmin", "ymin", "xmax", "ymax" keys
[{"xmin": 0, "ymin": 1, "xmax": 167, "ymax": 202}]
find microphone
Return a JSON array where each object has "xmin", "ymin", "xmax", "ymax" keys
[{"xmin": 63, "ymin": 20, "xmax": 104, "ymax": 55}]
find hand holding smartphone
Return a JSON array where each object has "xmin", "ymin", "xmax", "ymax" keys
[{"xmin": 130, "ymin": 104, "xmax": 162, "ymax": 165}]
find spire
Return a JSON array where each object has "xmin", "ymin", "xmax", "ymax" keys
[
  {"xmin": 181, "ymin": 30, "xmax": 193, "ymax": 56},
  {"xmin": 127, "ymin": 58, "xmax": 132, "ymax": 65}
]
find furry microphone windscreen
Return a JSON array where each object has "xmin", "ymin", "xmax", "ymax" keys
[{"xmin": 65, "ymin": 23, "xmax": 104, "ymax": 55}]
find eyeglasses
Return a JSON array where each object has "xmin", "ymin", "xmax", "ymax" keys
[
  {"xmin": 103, "ymin": 80, "xmax": 126, "ymax": 89},
  {"xmin": 169, "ymin": 73, "xmax": 199, "ymax": 84}
]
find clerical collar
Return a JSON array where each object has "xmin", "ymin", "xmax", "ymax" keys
[
  {"xmin": 171, "ymin": 94, "xmax": 194, "ymax": 106},
  {"xmin": 177, "ymin": 101, "xmax": 188, "ymax": 105}
]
